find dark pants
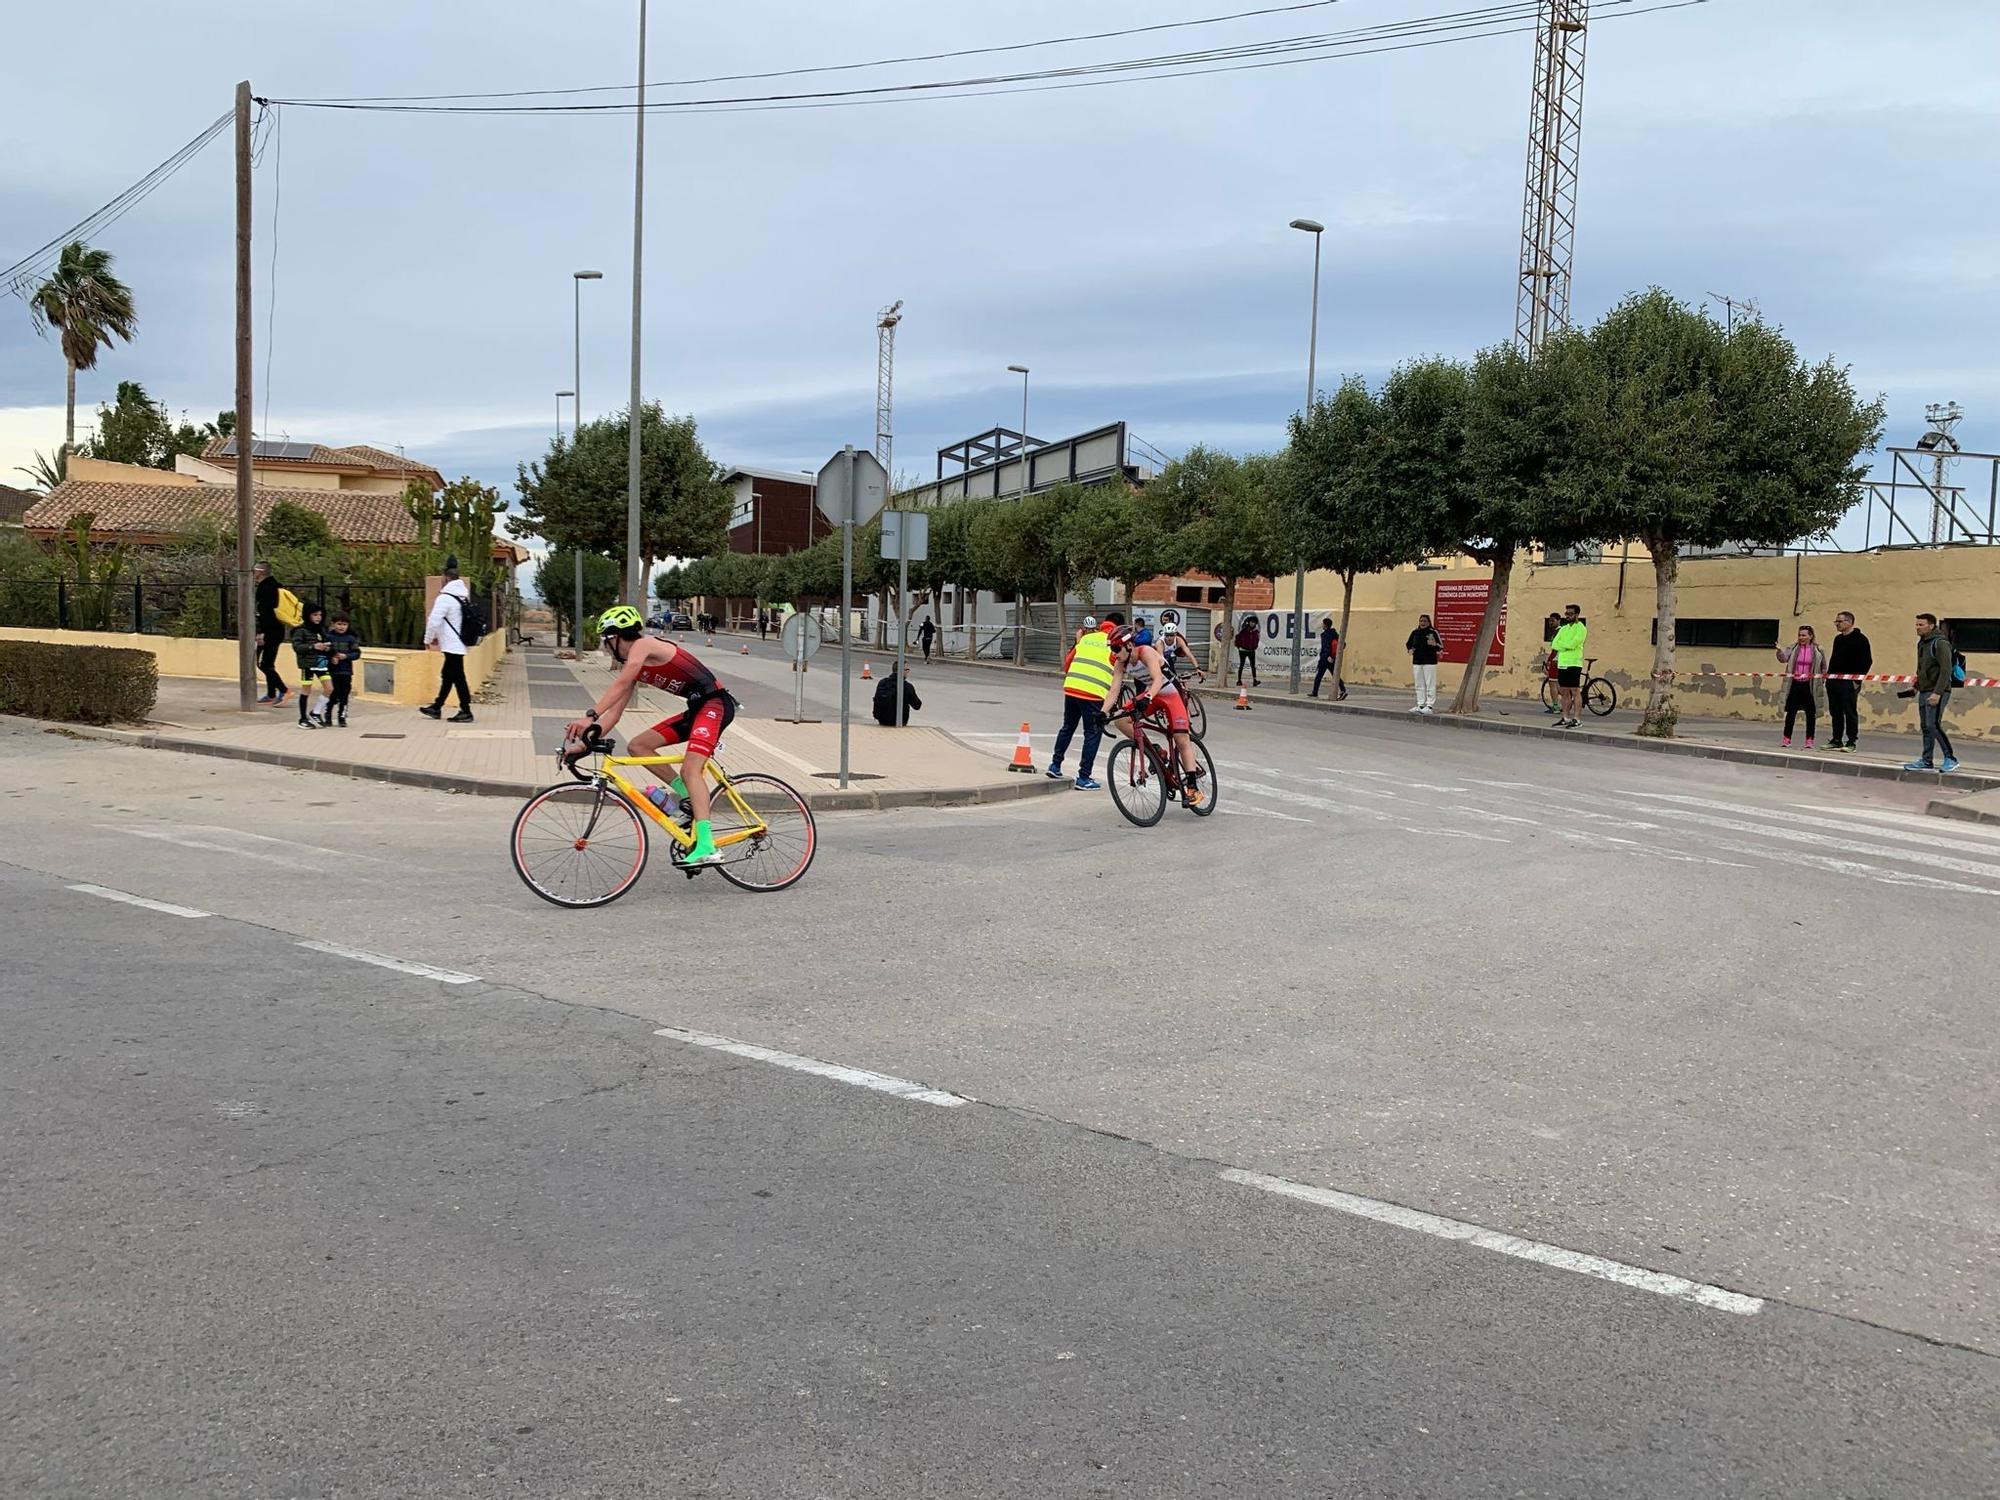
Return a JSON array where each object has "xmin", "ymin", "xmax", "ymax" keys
[
  {"xmin": 257, "ymin": 633, "xmax": 286, "ymax": 696},
  {"xmin": 921, "ymin": 636, "xmax": 933, "ymax": 662},
  {"xmin": 1049, "ymin": 695, "xmax": 1103, "ymax": 778},
  {"xmin": 1782, "ymin": 681, "xmax": 1816, "ymax": 740},
  {"xmin": 1824, "ymin": 680, "xmax": 1859, "ymax": 747},
  {"xmin": 432, "ymin": 653, "xmax": 471, "ymax": 713},
  {"xmin": 328, "ymin": 673, "xmax": 353, "ymax": 719},
  {"xmin": 1311, "ymin": 657, "xmax": 1344, "ymax": 697},
  {"xmin": 1919, "ymin": 692, "xmax": 1955, "ymax": 765},
  {"xmin": 1237, "ymin": 647, "xmax": 1259, "ymax": 685}
]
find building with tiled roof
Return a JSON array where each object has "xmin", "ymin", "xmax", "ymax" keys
[
  {"xmin": 186, "ymin": 436, "xmax": 444, "ymax": 493},
  {"xmin": 0, "ymin": 482, "xmax": 38, "ymax": 528},
  {"xmin": 22, "ymin": 476, "xmax": 423, "ymax": 547}
]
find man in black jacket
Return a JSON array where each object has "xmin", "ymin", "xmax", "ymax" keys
[
  {"xmin": 252, "ymin": 562, "xmax": 287, "ymax": 705},
  {"xmin": 1824, "ymin": 610, "xmax": 1871, "ymax": 752},
  {"xmin": 872, "ymin": 667, "xmax": 922, "ymax": 726}
]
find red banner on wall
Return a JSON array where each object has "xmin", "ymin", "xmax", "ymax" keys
[{"xmin": 1433, "ymin": 579, "xmax": 1505, "ymax": 666}]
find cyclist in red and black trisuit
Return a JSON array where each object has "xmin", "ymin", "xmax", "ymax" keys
[
  {"xmin": 1101, "ymin": 610, "xmax": 1207, "ymax": 809},
  {"xmin": 565, "ymin": 604, "xmax": 735, "ymax": 864}
]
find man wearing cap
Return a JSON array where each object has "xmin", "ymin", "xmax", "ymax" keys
[
  {"xmin": 420, "ymin": 556, "xmax": 475, "ymax": 723},
  {"xmin": 1047, "ymin": 614, "xmax": 1116, "ymax": 791}
]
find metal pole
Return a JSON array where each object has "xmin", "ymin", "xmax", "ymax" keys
[
  {"xmin": 1288, "ymin": 222, "xmax": 1322, "ymax": 696},
  {"xmin": 233, "ymin": 81, "xmax": 256, "ymax": 709},
  {"xmin": 574, "ymin": 276, "xmax": 585, "ymax": 645},
  {"xmin": 624, "ymin": 0, "xmax": 647, "ymax": 609},
  {"xmin": 1016, "ymin": 366, "xmax": 1029, "ymax": 661},
  {"xmin": 839, "ymin": 445, "xmax": 854, "ymax": 788},
  {"xmin": 895, "ymin": 525, "xmax": 910, "ymax": 721}
]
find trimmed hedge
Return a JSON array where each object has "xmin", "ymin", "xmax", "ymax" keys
[{"xmin": 0, "ymin": 641, "xmax": 158, "ymax": 725}]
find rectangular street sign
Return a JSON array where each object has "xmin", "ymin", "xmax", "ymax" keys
[
  {"xmin": 816, "ymin": 448, "xmax": 888, "ymax": 528},
  {"xmin": 879, "ymin": 510, "xmax": 929, "ymax": 562}
]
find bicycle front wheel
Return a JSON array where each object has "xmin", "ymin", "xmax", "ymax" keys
[
  {"xmin": 1106, "ymin": 740, "xmax": 1169, "ymax": 828},
  {"xmin": 708, "ymin": 772, "xmax": 817, "ymax": 892},
  {"xmin": 512, "ymin": 783, "xmax": 649, "ymax": 908},
  {"xmin": 1585, "ymin": 678, "xmax": 1618, "ymax": 717}
]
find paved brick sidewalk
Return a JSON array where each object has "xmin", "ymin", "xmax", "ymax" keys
[{"xmin": 76, "ymin": 647, "xmax": 1060, "ymax": 810}]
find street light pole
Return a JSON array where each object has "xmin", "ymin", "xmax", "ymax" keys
[
  {"xmin": 572, "ymin": 269, "xmax": 602, "ymax": 647},
  {"xmin": 1007, "ymin": 364, "xmax": 1029, "ymax": 662},
  {"xmin": 1287, "ymin": 218, "xmax": 1324, "ymax": 696},
  {"xmin": 624, "ymin": 0, "xmax": 648, "ymax": 611}
]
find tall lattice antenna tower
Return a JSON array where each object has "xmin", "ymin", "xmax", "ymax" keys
[
  {"xmin": 876, "ymin": 300, "xmax": 903, "ymax": 484},
  {"xmin": 1919, "ymin": 400, "xmax": 1964, "ymax": 545},
  {"xmin": 1516, "ymin": 0, "xmax": 1590, "ymax": 354}
]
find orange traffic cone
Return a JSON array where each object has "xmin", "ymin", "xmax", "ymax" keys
[
  {"xmin": 1234, "ymin": 683, "xmax": 1253, "ymax": 711},
  {"xmin": 861, "ymin": 661, "xmax": 873, "ymax": 680},
  {"xmin": 1007, "ymin": 723, "xmax": 1037, "ymax": 773}
]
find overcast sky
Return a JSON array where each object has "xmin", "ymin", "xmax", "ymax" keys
[{"xmin": 5, "ymin": 0, "xmax": 1996, "ymax": 550}]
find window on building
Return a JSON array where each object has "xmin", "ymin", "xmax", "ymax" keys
[
  {"xmin": 1207, "ymin": 586, "xmax": 1226, "ymax": 605},
  {"xmin": 1946, "ymin": 618, "xmax": 2000, "ymax": 654},
  {"xmin": 1174, "ymin": 585, "xmax": 1204, "ymax": 604},
  {"xmin": 1651, "ymin": 618, "xmax": 1780, "ymax": 648}
]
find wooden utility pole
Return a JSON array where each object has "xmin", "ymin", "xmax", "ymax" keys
[{"xmin": 234, "ymin": 81, "xmax": 256, "ymax": 708}]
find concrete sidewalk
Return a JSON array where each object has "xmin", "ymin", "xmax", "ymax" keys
[{"xmin": 46, "ymin": 647, "xmax": 1065, "ymax": 811}]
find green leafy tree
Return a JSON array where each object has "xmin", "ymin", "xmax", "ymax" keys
[
  {"xmin": 922, "ymin": 500, "xmax": 985, "ymax": 650},
  {"xmin": 79, "ymin": 382, "xmax": 224, "ymax": 470},
  {"xmin": 15, "ymin": 449, "xmax": 67, "ymax": 492},
  {"xmin": 259, "ymin": 499, "xmax": 338, "ymax": 554},
  {"xmin": 1056, "ymin": 483, "xmax": 1165, "ymax": 625},
  {"xmin": 969, "ymin": 496, "xmax": 1063, "ymax": 665},
  {"xmin": 1146, "ymin": 446, "xmax": 1287, "ymax": 672},
  {"xmin": 535, "ymin": 548, "xmax": 621, "ymax": 647},
  {"xmin": 29, "ymin": 241, "xmax": 138, "ymax": 456},
  {"xmin": 512, "ymin": 405, "xmax": 730, "ymax": 601},
  {"xmin": 1567, "ymin": 290, "xmax": 1884, "ymax": 736},
  {"xmin": 1281, "ymin": 377, "xmax": 1435, "ymax": 677}
]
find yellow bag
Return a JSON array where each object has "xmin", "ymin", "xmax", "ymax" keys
[{"xmin": 274, "ymin": 586, "xmax": 305, "ymax": 628}]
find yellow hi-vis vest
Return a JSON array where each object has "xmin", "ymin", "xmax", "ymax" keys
[{"xmin": 1064, "ymin": 629, "xmax": 1117, "ymax": 700}]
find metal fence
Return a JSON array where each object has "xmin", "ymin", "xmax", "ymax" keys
[{"xmin": 0, "ymin": 577, "xmax": 500, "ymax": 649}]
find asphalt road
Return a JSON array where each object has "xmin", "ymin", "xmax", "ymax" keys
[{"xmin": 4, "ymin": 859, "xmax": 1996, "ymax": 1499}]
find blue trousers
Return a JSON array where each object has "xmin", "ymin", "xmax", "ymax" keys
[{"xmin": 1049, "ymin": 695, "xmax": 1103, "ymax": 777}]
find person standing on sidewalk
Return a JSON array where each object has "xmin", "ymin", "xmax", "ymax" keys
[
  {"xmin": 1310, "ymin": 617, "xmax": 1345, "ymax": 699},
  {"xmin": 290, "ymin": 601, "xmax": 333, "ymax": 729},
  {"xmin": 1549, "ymin": 605, "xmax": 1587, "ymax": 727},
  {"xmin": 1774, "ymin": 625, "xmax": 1825, "ymax": 749},
  {"xmin": 1405, "ymin": 614, "xmax": 1442, "ymax": 714},
  {"xmin": 1234, "ymin": 615, "xmax": 1262, "ymax": 687},
  {"xmin": 1539, "ymin": 612, "xmax": 1562, "ymax": 714},
  {"xmin": 1046, "ymin": 615, "xmax": 1115, "ymax": 791},
  {"xmin": 252, "ymin": 562, "xmax": 288, "ymax": 706},
  {"xmin": 1904, "ymin": 612, "xmax": 1960, "ymax": 773},
  {"xmin": 324, "ymin": 610, "xmax": 362, "ymax": 728},
  {"xmin": 420, "ymin": 557, "xmax": 475, "ymax": 724},
  {"xmin": 1825, "ymin": 611, "xmax": 1871, "ymax": 752}
]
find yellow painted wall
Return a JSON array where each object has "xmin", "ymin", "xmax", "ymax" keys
[
  {"xmin": 1303, "ymin": 545, "xmax": 2000, "ymax": 740},
  {"xmin": 0, "ymin": 627, "xmax": 507, "ymax": 707},
  {"xmin": 66, "ymin": 456, "xmax": 198, "ymax": 487}
]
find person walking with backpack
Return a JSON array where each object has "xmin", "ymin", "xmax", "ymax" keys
[
  {"xmin": 253, "ymin": 562, "xmax": 291, "ymax": 706},
  {"xmin": 1234, "ymin": 615, "xmax": 1262, "ymax": 688},
  {"xmin": 1824, "ymin": 611, "xmax": 1872, "ymax": 752},
  {"xmin": 420, "ymin": 556, "xmax": 480, "ymax": 724},
  {"xmin": 1903, "ymin": 612, "xmax": 1959, "ymax": 773}
]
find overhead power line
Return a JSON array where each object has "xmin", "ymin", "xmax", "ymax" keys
[
  {"xmin": 2, "ymin": 109, "xmax": 232, "ymax": 297},
  {"xmin": 263, "ymin": 0, "xmax": 1706, "ymax": 117}
]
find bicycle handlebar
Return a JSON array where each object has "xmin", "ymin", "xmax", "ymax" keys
[{"xmin": 562, "ymin": 724, "xmax": 616, "ymax": 781}]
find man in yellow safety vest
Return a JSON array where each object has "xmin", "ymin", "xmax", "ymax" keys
[{"xmin": 1048, "ymin": 615, "xmax": 1117, "ymax": 791}]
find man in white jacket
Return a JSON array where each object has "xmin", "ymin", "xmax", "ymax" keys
[{"xmin": 420, "ymin": 556, "xmax": 475, "ymax": 723}]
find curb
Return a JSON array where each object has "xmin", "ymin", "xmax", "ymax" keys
[
  {"xmin": 1924, "ymin": 790, "xmax": 2000, "ymax": 827},
  {"xmin": 8, "ymin": 715, "xmax": 1072, "ymax": 812}
]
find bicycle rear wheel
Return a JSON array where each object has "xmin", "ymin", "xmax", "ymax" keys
[
  {"xmin": 1541, "ymin": 678, "xmax": 1560, "ymax": 712},
  {"xmin": 1183, "ymin": 687, "xmax": 1208, "ymax": 739},
  {"xmin": 1106, "ymin": 740, "xmax": 1169, "ymax": 827},
  {"xmin": 512, "ymin": 783, "xmax": 649, "ymax": 908},
  {"xmin": 1585, "ymin": 677, "xmax": 1618, "ymax": 717},
  {"xmin": 707, "ymin": 772, "xmax": 817, "ymax": 892}
]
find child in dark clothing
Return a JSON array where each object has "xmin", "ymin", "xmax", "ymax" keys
[
  {"xmin": 290, "ymin": 602, "xmax": 332, "ymax": 728},
  {"xmin": 324, "ymin": 611, "xmax": 363, "ymax": 728}
]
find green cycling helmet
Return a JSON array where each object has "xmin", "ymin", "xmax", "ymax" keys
[{"xmin": 598, "ymin": 604, "xmax": 645, "ymax": 635}]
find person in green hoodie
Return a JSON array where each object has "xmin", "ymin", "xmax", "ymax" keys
[
  {"xmin": 1904, "ymin": 612, "xmax": 1959, "ymax": 773},
  {"xmin": 1549, "ymin": 604, "xmax": 1588, "ymax": 727}
]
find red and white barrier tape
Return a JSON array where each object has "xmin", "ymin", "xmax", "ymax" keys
[{"xmin": 1693, "ymin": 670, "xmax": 2000, "ymax": 688}]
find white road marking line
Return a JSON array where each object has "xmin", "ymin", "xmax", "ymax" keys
[
  {"xmin": 1606, "ymin": 801, "xmax": 2000, "ymax": 882},
  {"xmin": 1217, "ymin": 805, "xmax": 1313, "ymax": 824},
  {"xmin": 1312, "ymin": 766, "xmax": 1395, "ymax": 777},
  {"xmin": 1802, "ymin": 803, "xmax": 2000, "ymax": 841},
  {"xmin": 68, "ymin": 884, "xmax": 211, "ymax": 919},
  {"xmin": 1626, "ymin": 793, "xmax": 2000, "ymax": 859},
  {"xmin": 654, "ymin": 1026, "xmax": 967, "ymax": 1106},
  {"xmin": 184, "ymin": 824, "xmax": 388, "ymax": 862},
  {"xmin": 1231, "ymin": 780, "xmax": 1393, "ymax": 822},
  {"xmin": 1466, "ymin": 778, "xmax": 1538, "ymax": 788},
  {"xmin": 295, "ymin": 940, "xmax": 479, "ymax": 984},
  {"xmin": 1400, "ymin": 826, "xmax": 1513, "ymax": 842},
  {"xmin": 1219, "ymin": 1168, "xmax": 1763, "ymax": 1316},
  {"xmin": 1223, "ymin": 762, "xmax": 1405, "ymax": 799},
  {"xmin": 99, "ymin": 824, "xmax": 301, "ymax": 867},
  {"xmin": 1688, "ymin": 835, "xmax": 2000, "ymax": 897}
]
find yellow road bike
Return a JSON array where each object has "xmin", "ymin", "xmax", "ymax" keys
[{"xmin": 510, "ymin": 726, "xmax": 815, "ymax": 907}]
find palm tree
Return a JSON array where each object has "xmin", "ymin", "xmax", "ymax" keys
[
  {"xmin": 14, "ymin": 449, "xmax": 66, "ymax": 492},
  {"xmin": 28, "ymin": 240, "xmax": 139, "ymax": 458}
]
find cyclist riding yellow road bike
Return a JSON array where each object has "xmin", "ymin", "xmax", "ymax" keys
[
  {"xmin": 1103, "ymin": 612, "xmax": 1207, "ymax": 809},
  {"xmin": 564, "ymin": 604, "xmax": 736, "ymax": 866}
]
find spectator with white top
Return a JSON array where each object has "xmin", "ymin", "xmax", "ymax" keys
[{"xmin": 420, "ymin": 556, "xmax": 475, "ymax": 724}]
